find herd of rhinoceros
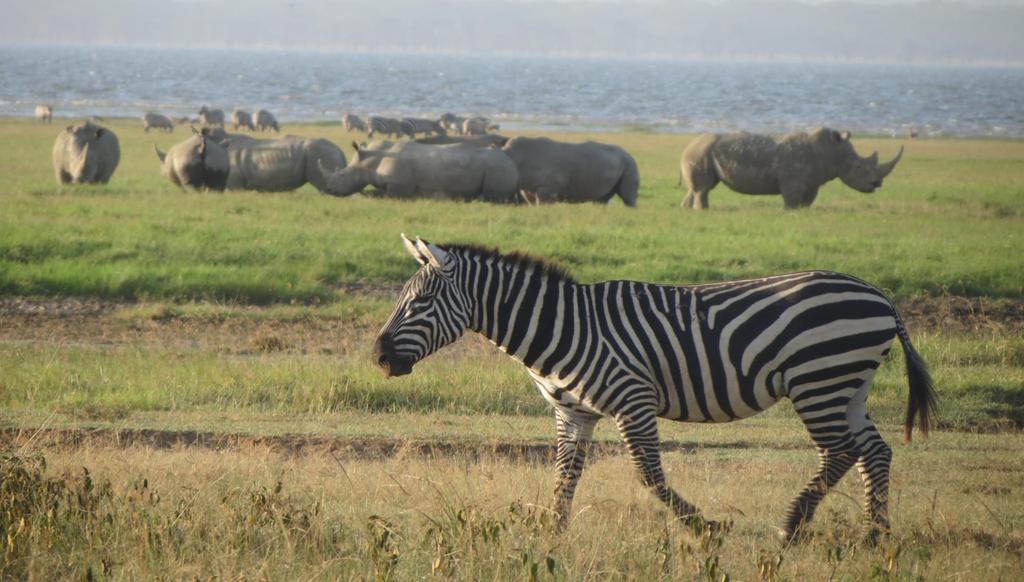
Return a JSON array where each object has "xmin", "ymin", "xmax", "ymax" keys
[{"xmin": 46, "ymin": 104, "xmax": 904, "ymax": 209}]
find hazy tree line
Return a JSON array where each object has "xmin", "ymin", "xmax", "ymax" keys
[{"xmin": 3, "ymin": 0, "xmax": 1022, "ymax": 63}]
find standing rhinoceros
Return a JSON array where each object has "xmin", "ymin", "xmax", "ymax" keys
[
  {"xmin": 254, "ymin": 109, "xmax": 279, "ymax": 132},
  {"xmin": 143, "ymin": 112, "xmax": 174, "ymax": 133},
  {"xmin": 198, "ymin": 106, "xmax": 225, "ymax": 127},
  {"xmin": 52, "ymin": 121, "xmax": 120, "ymax": 185},
  {"xmin": 200, "ymin": 128, "xmax": 346, "ymax": 193},
  {"xmin": 319, "ymin": 140, "xmax": 518, "ymax": 202},
  {"xmin": 415, "ymin": 134, "xmax": 509, "ymax": 148},
  {"xmin": 501, "ymin": 136, "xmax": 640, "ymax": 207},
  {"xmin": 679, "ymin": 128, "xmax": 904, "ymax": 209},
  {"xmin": 35, "ymin": 104, "xmax": 53, "ymax": 123},
  {"xmin": 154, "ymin": 129, "xmax": 230, "ymax": 191},
  {"xmin": 232, "ymin": 109, "xmax": 256, "ymax": 131}
]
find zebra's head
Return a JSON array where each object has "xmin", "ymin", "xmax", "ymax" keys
[{"xmin": 374, "ymin": 235, "xmax": 473, "ymax": 377}]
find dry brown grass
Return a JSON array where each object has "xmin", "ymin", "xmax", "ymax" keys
[{"xmin": 2, "ymin": 423, "xmax": 1021, "ymax": 580}]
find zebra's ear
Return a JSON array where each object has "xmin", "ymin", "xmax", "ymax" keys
[
  {"xmin": 415, "ymin": 237, "xmax": 450, "ymax": 269},
  {"xmin": 401, "ymin": 233, "xmax": 428, "ymax": 265}
]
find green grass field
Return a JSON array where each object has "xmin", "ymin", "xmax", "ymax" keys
[{"xmin": 2, "ymin": 117, "xmax": 1023, "ymax": 580}]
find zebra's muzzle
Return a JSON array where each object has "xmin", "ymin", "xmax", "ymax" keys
[{"xmin": 374, "ymin": 335, "xmax": 414, "ymax": 377}]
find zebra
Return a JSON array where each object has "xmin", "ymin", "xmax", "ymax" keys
[
  {"xmin": 367, "ymin": 116, "xmax": 404, "ymax": 139},
  {"xmin": 401, "ymin": 117, "xmax": 447, "ymax": 138},
  {"xmin": 374, "ymin": 236, "xmax": 938, "ymax": 542},
  {"xmin": 342, "ymin": 113, "xmax": 367, "ymax": 133},
  {"xmin": 439, "ymin": 112, "xmax": 467, "ymax": 135}
]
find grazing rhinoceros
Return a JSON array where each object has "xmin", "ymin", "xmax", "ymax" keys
[
  {"xmin": 232, "ymin": 109, "xmax": 256, "ymax": 131},
  {"xmin": 501, "ymin": 136, "xmax": 640, "ymax": 207},
  {"xmin": 35, "ymin": 104, "xmax": 53, "ymax": 123},
  {"xmin": 198, "ymin": 106, "xmax": 225, "ymax": 127},
  {"xmin": 142, "ymin": 112, "xmax": 174, "ymax": 133},
  {"xmin": 342, "ymin": 113, "xmax": 367, "ymax": 132},
  {"xmin": 201, "ymin": 128, "xmax": 346, "ymax": 192},
  {"xmin": 439, "ymin": 112, "xmax": 466, "ymax": 135},
  {"xmin": 154, "ymin": 129, "xmax": 229, "ymax": 191},
  {"xmin": 319, "ymin": 140, "xmax": 518, "ymax": 202},
  {"xmin": 415, "ymin": 134, "xmax": 509, "ymax": 148},
  {"xmin": 52, "ymin": 121, "xmax": 120, "ymax": 185},
  {"xmin": 679, "ymin": 128, "xmax": 904, "ymax": 209},
  {"xmin": 254, "ymin": 109, "xmax": 279, "ymax": 132}
]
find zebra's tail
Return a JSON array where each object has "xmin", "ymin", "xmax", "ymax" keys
[{"xmin": 894, "ymin": 309, "xmax": 938, "ymax": 443}]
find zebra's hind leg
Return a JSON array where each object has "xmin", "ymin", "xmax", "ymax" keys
[
  {"xmin": 782, "ymin": 400, "xmax": 861, "ymax": 542},
  {"xmin": 551, "ymin": 409, "xmax": 600, "ymax": 528},
  {"xmin": 615, "ymin": 408, "xmax": 709, "ymax": 528},
  {"xmin": 848, "ymin": 383, "xmax": 894, "ymax": 543}
]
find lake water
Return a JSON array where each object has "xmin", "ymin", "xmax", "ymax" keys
[{"xmin": 2, "ymin": 46, "xmax": 1023, "ymax": 137}]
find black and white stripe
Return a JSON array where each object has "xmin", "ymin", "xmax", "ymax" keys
[
  {"xmin": 367, "ymin": 116, "xmax": 404, "ymax": 139},
  {"xmin": 401, "ymin": 117, "xmax": 446, "ymax": 138},
  {"xmin": 374, "ymin": 238, "xmax": 937, "ymax": 541}
]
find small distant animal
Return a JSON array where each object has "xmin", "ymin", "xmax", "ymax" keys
[
  {"xmin": 198, "ymin": 106, "xmax": 225, "ymax": 127},
  {"xmin": 254, "ymin": 109, "xmax": 279, "ymax": 132},
  {"xmin": 679, "ymin": 128, "xmax": 904, "ymax": 209},
  {"xmin": 502, "ymin": 136, "xmax": 640, "ymax": 207},
  {"xmin": 401, "ymin": 117, "xmax": 446, "ymax": 138},
  {"xmin": 154, "ymin": 128, "xmax": 229, "ymax": 191},
  {"xmin": 232, "ymin": 109, "xmax": 256, "ymax": 131},
  {"xmin": 462, "ymin": 117, "xmax": 492, "ymax": 136},
  {"xmin": 35, "ymin": 104, "xmax": 53, "ymax": 123},
  {"xmin": 175, "ymin": 116, "xmax": 198, "ymax": 125},
  {"xmin": 52, "ymin": 121, "xmax": 120, "ymax": 185},
  {"xmin": 908, "ymin": 128, "xmax": 919, "ymax": 139},
  {"xmin": 367, "ymin": 116, "xmax": 404, "ymax": 139},
  {"xmin": 439, "ymin": 112, "xmax": 467, "ymax": 135},
  {"xmin": 342, "ymin": 113, "xmax": 367, "ymax": 132},
  {"xmin": 142, "ymin": 112, "xmax": 174, "ymax": 133}
]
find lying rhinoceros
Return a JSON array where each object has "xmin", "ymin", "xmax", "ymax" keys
[
  {"xmin": 201, "ymin": 128, "xmax": 347, "ymax": 193},
  {"xmin": 501, "ymin": 136, "xmax": 640, "ymax": 207},
  {"xmin": 319, "ymin": 140, "xmax": 518, "ymax": 202},
  {"xmin": 154, "ymin": 129, "xmax": 230, "ymax": 191},
  {"xmin": 679, "ymin": 128, "xmax": 904, "ymax": 209},
  {"xmin": 52, "ymin": 121, "xmax": 120, "ymax": 185}
]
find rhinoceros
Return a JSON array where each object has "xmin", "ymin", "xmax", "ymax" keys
[
  {"xmin": 198, "ymin": 106, "xmax": 225, "ymax": 127},
  {"xmin": 232, "ymin": 109, "xmax": 256, "ymax": 131},
  {"xmin": 679, "ymin": 128, "xmax": 904, "ymax": 209},
  {"xmin": 35, "ymin": 104, "xmax": 53, "ymax": 123},
  {"xmin": 143, "ymin": 112, "xmax": 174, "ymax": 133},
  {"xmin": 154, "ymin": 129, "xmax": 230, "ymax": 191},
  {"xmin": 501, "ymin": 136, "xmax": 640, "ymax": 207},
  {"xmin": 52, "ymin": 121, "xmax": 120, "ymax": 185},
  {"xmin": 254, "ymin": 109, "xmax": 279, "ymax": 132},
  {"xmin": 439, "ymin": 112, "xmax": 466, "ymax": 135},
  {"xmin": 200, "ymin": 128, "xmax": 346, "ymax": 192},
  {"xmin": 319, "ymin": 140, "xmax": 518, "ymax": 202},
  {"xmin": 415, "ymin": 134, "xmax": 509, "ymax": 148}
]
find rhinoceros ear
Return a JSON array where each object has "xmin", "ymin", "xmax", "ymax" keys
[
  {"xmin": 352, "ymin": 141, "xmax": 361, "ymax": 152},
  {"xmin": 839, "ymin": 130, "xmax": 851, "ymax": 142}
]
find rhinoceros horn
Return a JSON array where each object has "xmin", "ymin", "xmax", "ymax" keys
[
  {"xmin": 153, "ymin": 144, "xmax": 166, "ymax": 163},
  {"xmin": 875, "ymin": 146, "xmax": 904, "ymax": 178}
]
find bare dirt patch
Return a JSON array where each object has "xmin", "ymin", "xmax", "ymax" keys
[
  {"xmin": 2, "ymin": 294, "xmax": 1020, "ymax": 357},
  {"xmin": 0, "ymin": 426, "xmax": 803, "ymax": 462}
]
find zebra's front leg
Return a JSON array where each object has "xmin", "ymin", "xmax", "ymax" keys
[
  {"xmin": 551, "ymin": 409, "xmax": 600, "ymax": 528},
  {"xmin": 615, "ymin": 408, "xmax": 708, "ymax": 527}
]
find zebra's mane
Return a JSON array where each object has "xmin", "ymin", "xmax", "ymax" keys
[{"xmin": 442, "ymin": 243, "xmax": 577, "ymax": 284}]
